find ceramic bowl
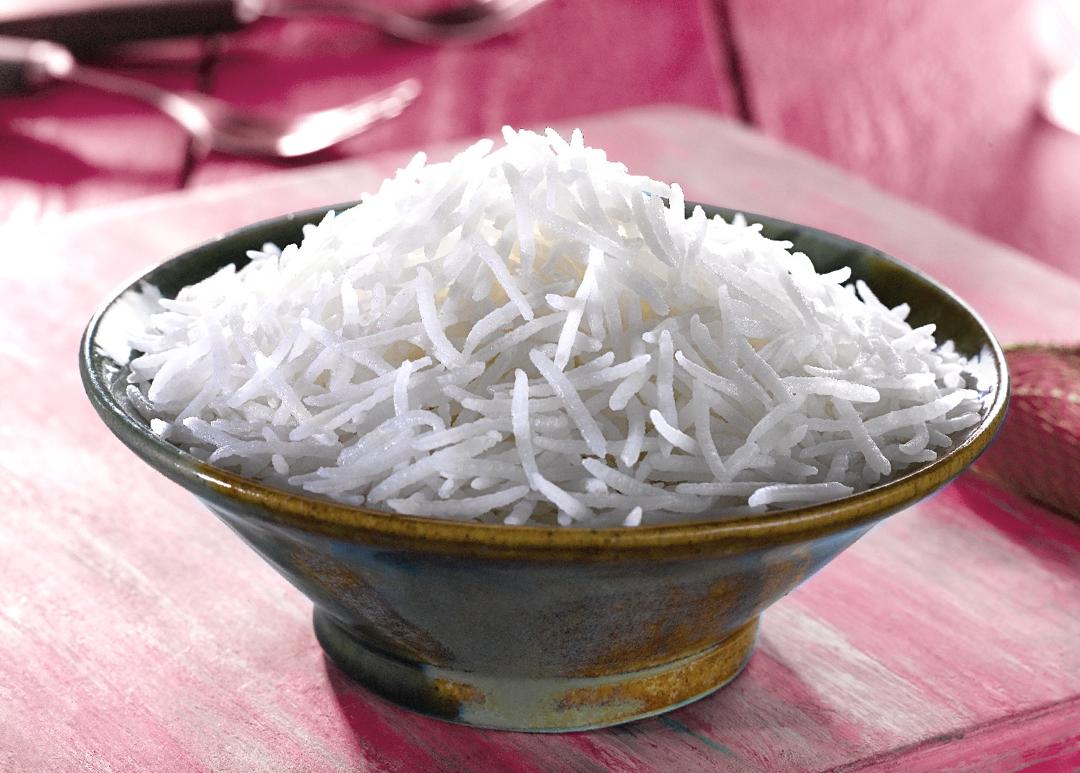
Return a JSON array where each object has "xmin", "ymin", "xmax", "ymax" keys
[{"xmin": 80, "ymin": 202, "xmax": 1009, "ymax": 732}]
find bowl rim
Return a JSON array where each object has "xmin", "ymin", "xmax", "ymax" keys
[{"xmin": 79, "ymin": 201, "xmax": 1010, "ymax": 557}]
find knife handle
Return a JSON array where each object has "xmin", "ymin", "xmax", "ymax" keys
[{"xmin": 0, "ymin": 0, "xmax": 251, "ymax": 53}]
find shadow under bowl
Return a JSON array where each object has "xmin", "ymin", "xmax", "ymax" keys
[{"xmin": 79, "ymin": 202, "xmax": 1009, "ymax": 732}]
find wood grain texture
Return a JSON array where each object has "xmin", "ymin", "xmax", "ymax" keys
[{"xmin": 2, "ymin": 106, "xmax": 1079, "ymax": 771}]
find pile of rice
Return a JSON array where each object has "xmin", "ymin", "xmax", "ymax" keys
[{"xmin": 126, "ymin": 128, "xmax": 982, "ymax": 527}]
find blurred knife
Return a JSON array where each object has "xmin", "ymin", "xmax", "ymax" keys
[
  {"xmin": 0, "ymin": 0, "xmax": 547, "ymax": 52},
  {"xmin": 0, "ymin": 1, "xmax": 254, "ymax": 52}
]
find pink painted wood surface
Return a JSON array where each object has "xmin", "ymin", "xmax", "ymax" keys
[{"xmin": 3, "ymin": 106, "xmax": 1079, "ymax": 771}]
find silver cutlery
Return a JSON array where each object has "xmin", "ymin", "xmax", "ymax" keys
[{"xmin": 0, "ymin": 36, "xmax": 420, "ymax": 157}]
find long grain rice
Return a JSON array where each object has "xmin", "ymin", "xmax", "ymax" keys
[{"xmin": 124, "ymin": 128, "xmax": 985, "ymax": 527}]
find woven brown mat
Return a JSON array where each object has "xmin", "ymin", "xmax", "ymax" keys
[{"xmin": 972, "ymin": 345, "xmax": 1080, "ymax": 519}]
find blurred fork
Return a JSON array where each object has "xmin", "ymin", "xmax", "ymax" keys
[{"xmin": 0, "ymin": 36, "xmax": 420, "ymax": 157}]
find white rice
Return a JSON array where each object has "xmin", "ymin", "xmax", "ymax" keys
[{"xmin": 125, "ymin": 127, "xmax": 984, "ymax": 527}]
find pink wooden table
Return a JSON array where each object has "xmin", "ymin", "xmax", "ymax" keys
[{"xmin": 2, "ymin": 105, "xmax": 1079, "ymax": 772}]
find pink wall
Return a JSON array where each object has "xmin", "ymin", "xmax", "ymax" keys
[
  {"xmin": 724, "ymin": 0, "xmax": 1080, "ymax": 276},
  {"xmin": 729, "ymin": 0, "xmax": 1043, "ymax": 230}
]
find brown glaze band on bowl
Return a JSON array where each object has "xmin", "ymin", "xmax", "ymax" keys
[{"xmin": 80, "ymin": 202, "xmax": 1009, "ymax": 731}]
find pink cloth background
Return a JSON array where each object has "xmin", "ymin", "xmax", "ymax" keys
[{"xmin": 1, "ymin": 0, "xmax": 1079, "ymax": 279}]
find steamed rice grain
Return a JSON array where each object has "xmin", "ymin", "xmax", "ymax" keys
[{"xmin": 125, "ymin": 127, "xmax": 984, "ymax": 527}]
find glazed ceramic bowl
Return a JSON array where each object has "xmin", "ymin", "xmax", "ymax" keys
[{"xmin": 80, "ymin": 203, "xmax": 1009, "ymax": 732}]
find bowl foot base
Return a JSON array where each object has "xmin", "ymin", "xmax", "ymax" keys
[{"xmin": 314, "ymin": 609, "xmax": 757, "ymax": 732}]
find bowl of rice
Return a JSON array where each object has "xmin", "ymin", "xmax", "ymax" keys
[{"xmin": 80, "ymin": 129, "xmax": 1008, "ymax": 731}]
